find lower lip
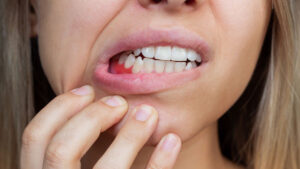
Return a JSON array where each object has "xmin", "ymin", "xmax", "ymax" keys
[{"xmin": 93, "ymin": 62, "xmax": 207, "ymax": 94}]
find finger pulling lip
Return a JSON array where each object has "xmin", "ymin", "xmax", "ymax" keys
[{"xmin": 93, "ymin": 28, "xmax": 211, "ymax": 94}]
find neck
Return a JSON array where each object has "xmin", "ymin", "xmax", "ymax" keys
[
  {"xmin": 82, "ymin": 122, "xmax": 232, "ymax": 169},
  {"xmin": 132, "ymin": 122, "xmax": 227, "ymax": 169}
]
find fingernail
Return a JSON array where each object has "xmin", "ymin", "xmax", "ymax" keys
[
  {"xmin": 71, "ymin": 85, "xmax": 93, "ymax": 96},
  {"xmin": 101, "ymin": 96, "xmax": 126, "ymax": 107},
  {"xmin": 161, "ymin": 134, "xmax": 178, "ymax": 151},
  {"xmin": 135, "ymin": 105, "xmax": 153, "ymax": 122}
]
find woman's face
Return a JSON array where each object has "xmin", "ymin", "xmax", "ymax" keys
[{"xmin": 33, "ymin": 0, "xmax": 271, "ymax": 144}]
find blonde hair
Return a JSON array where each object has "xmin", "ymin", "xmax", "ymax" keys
[
  {"xmin": 0, "ymin": 0, "xmax": 299, "ymax": 169},
  {"xmin": 0, "ymin": 0, "xmax": 34, "ymax": 169},
  {"xmin": 252, "ymin": 0, "xmax": 300, "ymax": 168}
]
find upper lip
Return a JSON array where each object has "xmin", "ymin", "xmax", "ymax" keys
[{"xmin": 97, "ymin": 28, "xmax": 211, "ymax": 65}]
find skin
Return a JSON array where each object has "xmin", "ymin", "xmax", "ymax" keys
[{"xmin": 22, "ymin": 0, "xmax": 272, "ymax": 168}]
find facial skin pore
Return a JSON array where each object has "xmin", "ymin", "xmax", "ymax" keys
[{"xmin": 32, "ymin": 0, "xmax": 271, "ymax": 168}]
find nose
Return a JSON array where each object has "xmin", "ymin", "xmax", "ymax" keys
[{"xmin": 138, "ymin": 0, "xmax": 197, "ymax": 11}]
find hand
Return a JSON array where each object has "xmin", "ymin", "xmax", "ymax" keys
[{"xmin": 20, "ymin": 85, "xmax": 182, "ymax": 169}]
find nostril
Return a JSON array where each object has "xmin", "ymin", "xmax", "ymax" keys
[
  {"xmin": 184, "ymin": 0, "xmax": 196, "ymax": 5},
  {"xmin": 151, "ymin": 0, "xmax": 196, "ymax": 5},
  {"xmin": 152, "ymin": 0, "xmax": 162, "ymax": 3}
]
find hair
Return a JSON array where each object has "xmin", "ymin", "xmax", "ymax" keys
[{"xmin": 0, "ymin": 0, "xmax": 299, "ymax": 169}]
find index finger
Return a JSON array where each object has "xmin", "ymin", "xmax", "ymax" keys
[{"xmin": 21, "ymin": 85, "xmax": 95, "ymax": 169}]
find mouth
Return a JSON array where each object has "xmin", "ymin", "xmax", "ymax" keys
[{"xmin": 93, "ymin": 28, "xmax": 211, "ymax": 94}]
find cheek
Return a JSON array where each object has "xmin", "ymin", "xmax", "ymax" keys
[
  {"xmin": 147, "ymin": 2, "xmax": 271, "ymax": 142},
  {"xmin": 210, "ymin": 0, "xmax": 270, "ymax": 104},
  {"xmin": 205, "ymin": 0, "xmax": 270, "ymax": 112},
  {"xmin": 36, "ymin": 0, "xmax": 126, "ymax": 93}
]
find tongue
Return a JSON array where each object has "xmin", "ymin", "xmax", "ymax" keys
[{"xmin": 109, "ymin": 59, "xmax": 133, "ymax": 74}]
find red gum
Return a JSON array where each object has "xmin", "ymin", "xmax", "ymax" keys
[{"xmin": 110, "ymin": 60, "xmax": 133, "ymax": 74}]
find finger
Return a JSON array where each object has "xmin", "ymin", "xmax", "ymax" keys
[
  {"xmin": 146, "ymin": 133, "xmax": 181, "ymax": 169},
  {"xmin": 43, "ymin": 96, "xmax": 128, "ymax": 169},
  {"xmin": 94, "ymin": 105, "xmax": 158, "ymax": 169},
  {"xmin": 21, "ymin": 85, "xmax": 94, "ymax": 169}
]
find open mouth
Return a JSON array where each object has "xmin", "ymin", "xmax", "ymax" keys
[
  {"xmin": 108, "ymin": 46, "xmax": 202, "ymax": 74},
  {"xmin": 93, "ymin": 29, "xmax": 210, "ymax": 94}
]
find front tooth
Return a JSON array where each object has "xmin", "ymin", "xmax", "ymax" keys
[
  {"xmin": 142, "ymin": 47, "xmax": 155, "ymax": 58},
  {"xmin": 118, "ymin": 53, "xmax": 128, "ymax": 64},
  {"xmin": 154, "ymin": 60, "xmax": 165, "ymax": 73},
  {"xmin": 124, "ymin": 54, "xmax": 136, "ymax": 68},
  {"xmin": 134, "ymin": 49, "xmax": 141, "ymax": 56},
  {"xmin": 164, "ymin": 61, "xmax": 174, "ymax": 73},
  {"xmin": 171, "ymin": 47, "xmax": 187, "ymax": 61},
  {"xmin": 143, "ymin": 58, "xmax": 154, "ymax": 73},
  {"xmin": 155, "ymin": 46, "xmax": 171, "ymax": 61},
  {"xmin": 132, "ymin": 56, "xmax": 143, "ymax": 74},
  {"xmin": 187, "ymin": 49, "xmax": 198, "ymax": 61},
  {"xmin": 174, "ymin": 62, "xmax": 186, "ymax": 72}
]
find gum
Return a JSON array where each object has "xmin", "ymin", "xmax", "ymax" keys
[{"xmin": 109, "ymin": 59, "xmax": 133, "ymax": 74}]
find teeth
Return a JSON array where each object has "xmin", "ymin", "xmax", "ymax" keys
[
  {"xmin": 164, "ymin": 61, "xmax": 174, "ymax": 73},
  {"xmin": 119, "ymin": 55, "xmax": 198, "ymax": 73},
  {"xmin": 187, "ymin": 49, "xmax": 197, "ymax": 61},
  {"xmin": 185, "ymin": 62, "xmax": 193, "ymax": 70},
  {"xmin": 116, "ymin": 45, "xmax": 202, "ymax": 74},
  {"xmin": 132, "ymin": 56, "xmax": 144, "ymax": 74},
  {"xmin": 174, "ymin": 62, "xmax": 186, "ymax": 72},
  {"xmin": 191, "ymin": 62, "xmax": 197, "ymax": 68},
  {"xmin": 142, "ymin": 47, "xmax": 155, "ymax": 58},
  {"xmin": 185, "ymin": 61, "xmax": 197, "ymax": 70},
  {"xmin": 143, "ymin": 58, "xmax": 154, "ymax": 73},
  {"xmin": 124, "ymin": 54, "xmax": 136, "ymax": 68},
  {"xmin": 125, "ymin": 46, "xmax": 201, "ymax": 62},
  {"xmin": 154, "ymin": 60, "xmax": 165, "ymax": 73},
  {"xmin": 155, "ymin": 46, "xmax": 172, "ymax": 61},
  {"xmin": 118, "ymin": 53, "xmax": 128, "ymax": 65},
  {"xmin": 134, "ymin": 49, "xmax": 141, "ymax": 56},
  {"xmin": 171, "ymin": 47, "xmax": 187, "ymax": 61}
]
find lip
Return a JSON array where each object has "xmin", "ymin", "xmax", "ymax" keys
[{"xmin": 93, "ymin": 28, "xmax": 211, "ymax": 94}]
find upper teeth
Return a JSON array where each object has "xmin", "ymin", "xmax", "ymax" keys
[
  {"xmin": 117, "ymin": 45, "xmax": 202, "ymax": 74},
  {"xmin": 135, "ymin": 46, "xmax": 201, "ymax": 62}
]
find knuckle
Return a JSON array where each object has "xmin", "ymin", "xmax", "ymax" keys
[
  {"xmin": 22, "ymin": 125, "xmax": 42, "ymax": 147},
  {"xmin": 119, "ymin": 129, "xmax": 144, "ymax": 144},
  {"xmin": 45, "ymin": 141, "xmax": 71, "ymax": 165},
  {"xmin": 81, "ymin": 102, "xmax": 110, "ymax": 120}
]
